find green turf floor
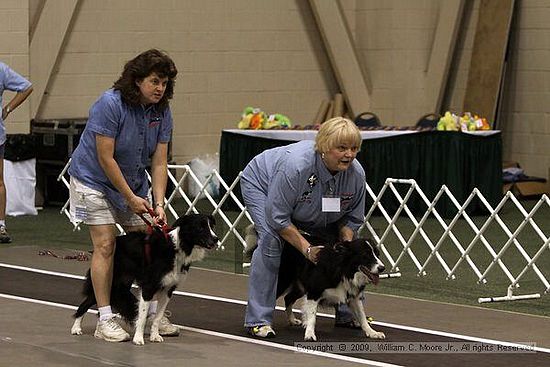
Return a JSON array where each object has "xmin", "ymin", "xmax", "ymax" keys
[{"xmin": 4, "ymin": 198, "xmax": 549, "ymax": 318}]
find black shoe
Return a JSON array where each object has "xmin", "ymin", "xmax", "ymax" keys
[
  {"xmin": 335, "ymin": 316, "xmax": 373, "ymax": 329},
  {"xmin": 335, "ymin": 320, "xmax": 361, "ymax": 329}
]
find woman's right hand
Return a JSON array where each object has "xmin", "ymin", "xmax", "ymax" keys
[{"xmin": 127, "ymin": 195, "xmax": 151, "ymax": 214}]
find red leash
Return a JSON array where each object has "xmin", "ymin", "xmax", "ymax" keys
[
  {"xmin": 139, "ymin": 207, "xmax": 172, "ymax": 233},
  {"xmin": 139, "ymin": 208, "xmax": 172, "ymax": 264}
]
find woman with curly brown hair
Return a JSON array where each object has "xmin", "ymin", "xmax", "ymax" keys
[{"xmin": 68, "ymin": 49, "xmax": 178, "ymax": 342}]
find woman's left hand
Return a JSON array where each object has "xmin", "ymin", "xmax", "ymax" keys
[
  {"xmin": 154, "ymin": 205, "xmax": 167, "ymax": 225},
  {"xmin": 306, "ymin": 245, "xmax": 324, "ymax": 264}
]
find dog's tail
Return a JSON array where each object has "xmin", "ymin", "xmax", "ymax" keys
[{"xmin": 244, "ymin": 224, "xmax": 258, "ymax": 259}]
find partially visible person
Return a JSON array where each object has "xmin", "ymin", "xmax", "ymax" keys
[
  {"xmin": 241, "ymin": 117, "xmax": 367, "ymax": 338},
  {"xmin": 0, "ymin": 62, "xmax": 33, "ymax": 244},
  {"xmin": 68, "ymin": 49, "xmax": 177, "ymax": 342}
]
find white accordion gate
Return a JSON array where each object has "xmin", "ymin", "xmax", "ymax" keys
[
  {"xmin": 57, "ymin": 161, "xmax": 549, "ymax": 304},
  {"xmin": 359, "ymin": 178, "xmax": 549, "ymax": 303}
]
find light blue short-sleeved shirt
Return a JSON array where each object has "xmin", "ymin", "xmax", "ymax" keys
[
  {"xmin": 242, "ymin": 140, "xmax": 366, "ymax": 236},
  {"xmin": 0, "ymin": 62, "xmax": 32, "ymax": 145},
  {"xmin": 68, "ymin": 89, "xmax": 173, "ymax": 210}
]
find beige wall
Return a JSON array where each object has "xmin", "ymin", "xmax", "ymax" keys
[
  {"xmin": 35, "ymin": 0, "xmax": 339, "ymax": 164},
  {"xmin": 0, "ymin": 0, "xmax": 31, "ymax": 134},
  {"xmin": 499, "ymin": 1, "xmax": 550, "ymax": 178},
  {"xmin": 3, "ymin": 0, "xmax": 550, "ymax": 179},
  {"xmin": 350, "ymin": 0, "xmax": 441, "ymax": 124}
]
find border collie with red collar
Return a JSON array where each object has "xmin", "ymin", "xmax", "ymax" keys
[
  {"xmin": 246, "ymin": 226, "xmax": 386, "ymax": 341},
  {"xmin": 71, "ymin": 214, "xmax": 218, "ymax": 345}
]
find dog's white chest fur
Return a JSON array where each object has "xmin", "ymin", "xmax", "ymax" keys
[
  {"xmin": 161, "ymin": 257, "xmax": 183, "ymax": 288},
  {"xmin": 321, "ymin": 272, "xmax": 368, "ymax": 304},
  {"xmin": 160, "ymin": 247, "xmax": 206, "ymax": 288}
]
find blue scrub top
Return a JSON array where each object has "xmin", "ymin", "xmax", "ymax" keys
[
  {"xmin": 0, "ymin": 62, "xmax": 32, "ymax": 145},
  {"xmin": 68, "ymin": 89, "xmax": 173, "ymax": 210},
  {"xmin": 242, "ymin": 140, "xmax": 366, "ymax": 236}
]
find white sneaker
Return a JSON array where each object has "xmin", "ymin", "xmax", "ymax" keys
[
  {"xmin": 94, "ymin": 316, "xmax": 131, "ymax": 342},
  {"xmin": 112, "ymin": 313, "xmax": 133, "ymax": 334},
  {"xmin": 248, "ymin": 325, "xmax": 276, "ymax": 338},
  {"xmin": 147, "ymin": 311, "xmax": 180, "ymax": 336},
  {"xmin": 0, "ymin": 225, "xmax": 12, "ymax": 244}
]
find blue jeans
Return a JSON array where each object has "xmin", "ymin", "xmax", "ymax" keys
[
  {"xmin": 241, "ymin": 177, "xmax": 282, "ymax": 327},
  {"xmin": 335, "ymin": 302, "xmax": 363, "ymax": 324},
  {"xmin": 241, "ymin": 178, "xmax": 357, "ymax": 327}
]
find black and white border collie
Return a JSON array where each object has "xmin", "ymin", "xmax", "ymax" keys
[
  {"xmin": 71, "ymin": 214, "xmax": 218, "ymax": 345},
  {"xmin": 246, "ymin": 226, "xmax": 386, "ymax": 341}
]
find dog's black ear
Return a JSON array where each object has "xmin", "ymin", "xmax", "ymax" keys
[
  {"xmin": 363, "ymin": 238, "xmax": 381, "ymax": 256},
  {"xmin": 333, "ymin": 241, "xmax": 348, "ymax": 252},
  {"xmin": 171, "ymin": 214, "xmax": 183, "ymax": 228},
  {"xmin": 372, "ymin": 243, "xmax": 381, "ymax": 257}
]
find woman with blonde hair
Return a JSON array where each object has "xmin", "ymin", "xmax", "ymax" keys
[{"xmin": 241, "ymin": 117, "xmax": 367, "ymax": 338}]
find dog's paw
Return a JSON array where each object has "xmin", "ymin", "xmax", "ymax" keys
[
  {"xmin": 287, "ymin": 316, "xmax": 302, "ymax": 327},
  {"xmin": 70, "ymin": 326, "xmax": 82, "ymax": 335},
  {"xmin": 132, "ymin": 335, "xmax": 145, "ymax": 345},
  {"xmin": 367, "ymin": 331, "xmax": 385, "ymax": 339},
  {"xmin": 304, "ymin": 331, "xmax": 317, "ymax": 341},
  {"xmin": 149, "ymin": 333, "xmax": 164, "ymax": 343}
]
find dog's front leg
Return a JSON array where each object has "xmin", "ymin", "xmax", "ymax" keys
[
  {"xmin": 149, "ymin": 292, "xmax": 171, "ymax": 343},
  {"xmin": 285, "ymin": 305, "xmax": 301, "ymax": 326},
  {"xmin": 349, "ymin": 296, "xmax": 385, "ymax": 339},
  {"xmin": 284, "ymin": 286, "xmax": 304, "ymax": 326},
  {"xmin": 133, "ymin": 292, "xmax": 151, "ymax": 346},
  {"xmin": 71, "ymin": 316, "xmax": 84, "ymax": 335},
  {"xmin": 302, "ymin": 299, "xmax": 319, "ymax": 341}
]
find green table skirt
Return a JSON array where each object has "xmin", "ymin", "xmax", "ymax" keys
[{"xmin": 219, "ymin": 130, "xmax": 502, "ymax": 218}]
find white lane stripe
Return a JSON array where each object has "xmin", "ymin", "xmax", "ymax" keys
[
  {"xmin": 2, "ymin": 263, "xmax": 549, "ymax": 354},
  {"xmin": 370, "ymin": 320, "xmax": 550, "ymax": 353},
  {"xmin": 174, "ymin": 289, "xmax": 550, "ymax": 354},
  {"xmin": 0, "ymin": 293, "xmax": 83, "ymax": 311},
  {"xmin": 0, "ymin": 293, "xmax": 401, "ymax": 367},
  {"xmin": 0, "ymin": 262, "xmax": 86, "ymax": 280},
  {"xmin": 173, "ymin": 289, "xmax": 247, "ymax": 305},
  {"xmin": 178, "ymin": 325, "xmax": 403, "ymax": 367}
]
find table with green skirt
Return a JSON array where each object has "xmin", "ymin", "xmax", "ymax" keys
[{"xmin": 219, "ymin": 129, "xmax": 502, "ymax": 218}]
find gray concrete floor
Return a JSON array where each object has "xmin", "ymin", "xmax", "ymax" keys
[
  {"xmin": 2, "ymin": 298, "xmax": 377, "ymax": 367},
  {"xmin": 1, "ymin": 245, "xmax": 549, "ymax": 366}
]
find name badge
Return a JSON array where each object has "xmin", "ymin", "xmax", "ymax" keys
[
  {"xmin": 322, "ymin": 197, "xmax": 340, "ymax": 212},
  {"xmin": 74, "ymin": 204, "xmax": 88, "ymax": 221}
]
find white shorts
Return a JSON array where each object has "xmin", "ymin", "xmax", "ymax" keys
[{"xmin": 69, "ymin": 176, "xmax": 148, "ymax": 226}]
